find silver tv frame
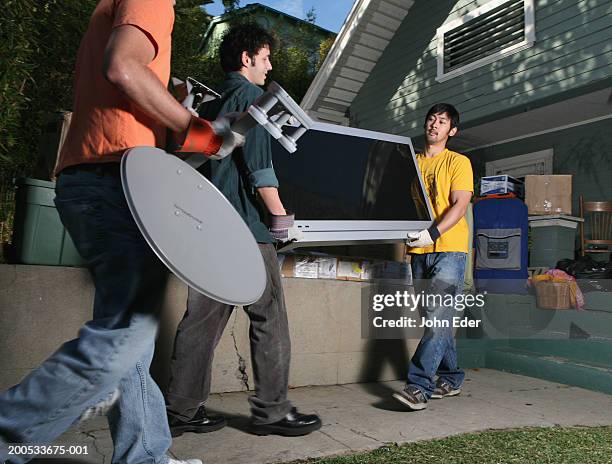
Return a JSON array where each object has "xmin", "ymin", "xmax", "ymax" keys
[{"xmin": 274, "ymin": 121, "xmax": 434, "ymax": 251}]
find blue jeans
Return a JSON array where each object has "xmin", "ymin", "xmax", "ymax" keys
[
  {"xmin": 408, "ymin": 252, "xmax": 466, "ymax": 398},
  {"xmin": 0, "ymin": 169, "xmax": 171, "ymax": 464}
]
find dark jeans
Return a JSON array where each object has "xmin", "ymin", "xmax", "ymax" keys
[
  {"xmin": 166, "ymin": 243, "xmax": 292, "ymax": 425},
  {"xmin": 408, "ymin": 252, "xmax": 466, "ymax": 398},
  {"xmin": 0, "ymin": 168, "xmax": 172, "ymax": 464}
]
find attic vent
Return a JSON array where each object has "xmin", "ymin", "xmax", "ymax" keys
[{"xmin": 436, "ymin": 0, "xmax": 535, "ymax": 82}]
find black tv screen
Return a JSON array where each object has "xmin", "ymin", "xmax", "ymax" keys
[{"xmin": 272, "ymin": 124, "xmax": 431, "ymax": 223}]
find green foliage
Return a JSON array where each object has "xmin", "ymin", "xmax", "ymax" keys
[
  {"xmin": 1, "ymin": 0, "xmax": 38, "ymax": 166},
  {"xmin": 1, "ymin": 0, "xmax": 97, "ymax": 175},
  {"xmin": 316, "ymin": 37, "xmax": 335, "ymax": 72},
  {"xmin": 267, "ymin": 14, "xmax": 333, "ymax": 102},
  {"xmin": 269, "ymin": 45, "xmax": 312, "ymax": 103},
  {"xmin": 172, "ymin": 3, "xmax": 224, "ymax": 87}
]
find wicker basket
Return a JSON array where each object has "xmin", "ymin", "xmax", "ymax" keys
[{"xmin": 534, "ymin": 280, "xmax": 571, "ymax": 310}]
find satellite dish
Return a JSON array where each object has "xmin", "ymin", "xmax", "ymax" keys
[{"xmin": 121, "ymin": 147, "xmax": 266, "ymax": 305}]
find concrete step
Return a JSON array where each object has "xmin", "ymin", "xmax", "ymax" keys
[
  {"xmin": 486, "ymin": 346, "xmax": 612, "ymax": 394},
  {"xmin": 457, "ymin": 339, "xmax": 488, "ymax": 368},
  {"xmin": 508, "ymin": 338, "xmax": 612, "ymax": 367}
]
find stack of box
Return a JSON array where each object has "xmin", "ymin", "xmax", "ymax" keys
[
  {"xmin": 524, "ymin": 175, "xmax": 576, "ymax": 268},
  {"xmin": 278, "ymin": 253, "xmax": 412, "ymax": 283},
  {"xmin": 479, "ymin": 173, "xmax": 575, "ymax": 270}
]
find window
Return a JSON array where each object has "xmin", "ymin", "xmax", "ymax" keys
[
  {"xmin": 485, "ymin": 149, "xmax": 553, "ymax": 178},
  {"xmin": 436, "ymin": 0, "xmax": 535, "ymax": 82}
]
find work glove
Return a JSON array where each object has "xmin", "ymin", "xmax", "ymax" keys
[
  {"xmin": 209, "ymin": 113, "xmax": 245, "ymax": 160},
  {"xmin": 174, "ymin": 113, "xmax": 244, "ymax": 160},
  {"xmin": 269, "ymin": 211, "xmax": 303, "ymax": 243},
  {"xmin": 406, "ymin": 225, "xmax": 440, "ymax": 248}
]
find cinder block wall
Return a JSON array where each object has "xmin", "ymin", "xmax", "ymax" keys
[{"xmin": 0, "ymin": 264, "xmax": 420, "ymax": 394}]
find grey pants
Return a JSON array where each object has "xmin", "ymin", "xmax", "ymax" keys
[{"xmin": 166, "ymin": 244, "xmax": 292, "ymax": 425}]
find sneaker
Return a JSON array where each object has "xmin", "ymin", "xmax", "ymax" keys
[
  {"xmin": 168, "ymin": 406, "xmax": 227, "ymax": 437},
  {"xmin": 167, "ymin": 459, "xmax": 202, "ymax": 464},
  {"xmin": 78, "ymin": 389, "xmax": 120, "ymax": 423},
  {"xmin": 431, "ymin": 379, "xmax": 461, "ymax": 399},
  {"xmin": 392, "ymin": 385, "xmax": 428, "ymax": 410}
]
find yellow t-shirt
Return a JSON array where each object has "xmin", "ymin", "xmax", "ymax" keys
[{"xmin": 409, "ymin": 149, "xmax": 473, "ymax": 254}]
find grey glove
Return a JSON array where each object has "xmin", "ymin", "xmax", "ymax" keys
[{"xmin": 269, "ymin": 211, "xmax": 303, "ymax": 242}]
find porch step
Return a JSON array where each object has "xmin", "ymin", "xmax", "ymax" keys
[
  {"xmin": 486, "ymin": 347, "xmax": 612, "ymax": 394},
  {"xmin": 508, "ymin": 338, "xmax": 612, "ymax": 367},
  {"xmin": 457, "ymin": 339, "xmax": 488, "ymax": 368}
]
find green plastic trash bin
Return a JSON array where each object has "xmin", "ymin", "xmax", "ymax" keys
[
  {"xmin": 12, "ymin": 177, "xmax": 85, "ymax": 266},
  {"xmin": 528, "ymin": 215, "xmax": 582, "ymax": 268}
]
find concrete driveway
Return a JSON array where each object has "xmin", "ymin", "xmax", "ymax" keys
[{"xmin": 32, "ymin": 369, "xmax": 612, "ymax": 464}]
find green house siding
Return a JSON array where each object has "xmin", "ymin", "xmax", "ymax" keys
[
  {"xmin": 468, "ymin": 117, "xmax": 612, "ymax": 214},
  {"xmin": 350, "ymin": 0, "xmax": 612, "ymax": 137}
]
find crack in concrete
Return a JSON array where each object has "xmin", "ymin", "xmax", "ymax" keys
[
  {"xmin": 229, "ymin": 312, "xmax": 250, "ymax": 390},
  {"xmin": 348, "ymin": 427, "xmax": 381, "ymax": 443},
  {"xmin": 77, "ymin": 426, "xmax": 108, "ymax": 434},
  {"xmin": 318, "ymin": 428, "xmax": 351, "ymax": 449},
  {"xmin": 81, "ymin": 430, "xmax": 106, "ymax": 464}
]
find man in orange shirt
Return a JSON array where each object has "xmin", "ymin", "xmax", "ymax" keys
[{"xmin": 0, "ymin": 1, "xmax": 239, "ymax": 463}]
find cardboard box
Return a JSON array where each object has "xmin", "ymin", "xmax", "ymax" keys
[
  {"xmin": 34, "ymin": 111, "xmax": 72, "ymax": 181},
  {"xmin": 480, "ymin": 175, "xmax": 524, "ymax": 198},
  {"xmin": 524, "ymin": 175, "xmax": 572, "ymax": 215},
  {"xmin": 336, "ymin": 259, "xmax": 370, "ymax": 281},
  {"xmin": 279, "ymin": 255, "xmax": 322, "ymax": 279},
  {"xmin": 278, "ymin": 254, "xmax": 411, "ymax": 283}
]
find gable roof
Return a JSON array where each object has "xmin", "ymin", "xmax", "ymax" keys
[{"xmin": 301, "ymin": 0, "xmax": 416, "ymax": 125}]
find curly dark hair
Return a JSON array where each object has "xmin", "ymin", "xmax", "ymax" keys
[{"xmin": 219, "ymin": 22, "xmax": 276, "ymax": 74}]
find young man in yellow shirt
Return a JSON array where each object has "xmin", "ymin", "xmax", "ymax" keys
[{"xmin": 393, "ymin": 103, "xmax": 473, "ymax": 411}]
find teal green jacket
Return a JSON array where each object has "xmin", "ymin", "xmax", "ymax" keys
[{"xmin": 199, "ymin": 72, "xmax": 278, "ymax": 243}]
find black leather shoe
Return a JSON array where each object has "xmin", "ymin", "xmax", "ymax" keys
[
  {"xmin": 168, "ymin": 406, "xmax": 227, "ymax": 437},
  {"xmin": 250, "ymin": 408, "xmax": 322, "ymax": 436}
]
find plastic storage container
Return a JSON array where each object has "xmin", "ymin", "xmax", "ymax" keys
[{"xmin": 12, "ymin": 177, "xmax": 84, "ymax": 266}]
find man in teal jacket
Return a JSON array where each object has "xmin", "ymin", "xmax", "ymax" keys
[{"xmin": 165, "ymin": 23, "xmax": 322, "ymax": 438}]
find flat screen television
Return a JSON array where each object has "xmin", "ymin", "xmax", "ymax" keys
[{"xmin": 271, "ymin": 122, "xmax": 433, "ymax": 250}]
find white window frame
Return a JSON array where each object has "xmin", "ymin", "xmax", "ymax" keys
[
  {"xmin": 436, "ymin": 0, "xmax": 536, "ymax": 82},
  {"xmin": 485, "ymin": 149, "xmax": 553, "ymax": 177}
]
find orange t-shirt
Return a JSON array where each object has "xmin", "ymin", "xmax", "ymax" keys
[{"xmin": 55, "ymin": 0, "xmax": 174, "ymax": 174}]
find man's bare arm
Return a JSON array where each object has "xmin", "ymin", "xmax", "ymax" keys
[
  {"xmin": 258, "ymin": 187, "xmax": 286, "ymax": 215},
  {"xmin": 102, "ymin": 25, "xmax": 191, "ymax": 134},
  {"xmin": 435, "ymin": 190, "xmax": 472, "ymax": 234}
]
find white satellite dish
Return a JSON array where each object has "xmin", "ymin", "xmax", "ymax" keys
[{"xmin": 121, "ymin": 147, "xmax": 266, "ymax": 305}]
